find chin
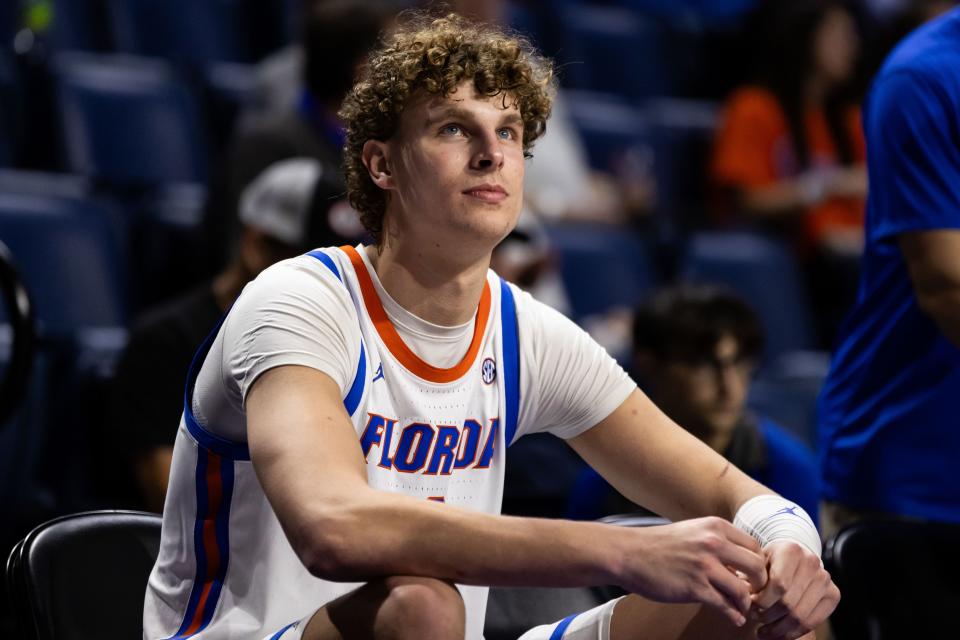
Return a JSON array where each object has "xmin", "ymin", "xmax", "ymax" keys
[
  {"xmin": 706, "ymin": 411, "xmax": 741, "ymax": 433},
  {"xmin": 458, "ymin": 208, "xmax": 519, "ymax": 238}
]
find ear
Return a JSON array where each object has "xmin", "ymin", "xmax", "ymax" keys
[{"xmin": 362, "ymin": 139, "xmax": 394, "ymax": 191}]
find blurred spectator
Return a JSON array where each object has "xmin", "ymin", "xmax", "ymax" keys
[
  {"xmin": 522, "ymin": 93, "xmax": 655, "ymax": 224},
  {"xmin": 710, "ymin": 0, "xmax": 867, "ymax": 344},
  {"xmin": 568, "ymin": 285, "xmax": 819, "ymax": 523},
  {"xmin": 106, "ymin": 159, "xmax": 347, "ymax": 512},
  {"xmin": 204, "ymin": 0, "xmax": 392, "ymax": 273},
  {"xmin": 818, "ymin": 7, "xmax": 960, "ymax": 534}
]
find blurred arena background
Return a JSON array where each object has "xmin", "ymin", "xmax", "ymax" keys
[{"xmin": 0, "ymin": 0, "xmax": 955, "ymax": 636}]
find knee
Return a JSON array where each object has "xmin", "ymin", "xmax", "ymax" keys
[{"xmin": 376, "ymin": 577, "xmax": 466, "ymax": 640}]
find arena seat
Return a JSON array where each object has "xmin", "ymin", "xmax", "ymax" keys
[
  {"xmin": 640, "ymin": 98, "xmax": 720, "ymax": 228},
  {"xmin": 106, "ymin": 0, "xmax": 252, "ymax": 64},
  {"xmin": 45, "ymin": 0, "xmax": 108, "ymax": 52},
  {"xmin": 0, "ymin": 169, "xmax": 92, "ymax": 200},
  {"xmin": 506, "ymin": 1, "xmax": 546, "ymax": 49},
  {"xmin": 0, "ymin": 2, "xmax": 18, "ymax": 47},
  {"xmin": 201, "ymin": 61, "xmax": 259, "ymax": 150},
  {"xmin": 559, "ymin": 4, "xmax": 670, "ymax": 100},
  {"xmin": 6, "ymin": 510, "xmax": 162, "ymax": 640},
  {"xmin": 545, "ymin": 222, "xmax": 658, "ymax": 320},
  {"xmin": 52, "ymin": 52, "xmax": 209, "ymax": 187},
  {"xmin": 824, "ymin": 518, "xmax": 960, "ymax": 639},
  {"xmin": 0, "ymin": 52, "xmax": 16, "ymax": 167},
  {"xmin": 748, "ymin": 351, "xmax": 831, "ymax": 447},
  {"xmin": 0, "ymin": 188, "xmax": 129, "ymax": 531},
  {"xmin": 564, "ymin": 90, "xmax": 654, "ymax": 173},
  {"xmin": 0, "ymin": 237, "xmax": 46, "ymax": 546},
  {"xmin": 0, "ymin": 238, "xmax": 36, "ymax": 430},
  {"xmin": 681, "ymin": 231, "xmax": 817, "ymax": 363},
  {"xmin": 0, "ymin": 190, "xmax": 126, "ymax": 335},
  {"xmin": 0, "ymin": 113, "xmax": 9, "ymax": 168}
]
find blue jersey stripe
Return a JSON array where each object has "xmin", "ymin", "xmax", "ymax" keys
[
  {"xmin": 184, "ymin": 407, "xmax": 251, "ymax": 461},
  {"xmin": 343, "ymin": 342, "xmax": 367, "ymax": 416},
  {"xmin": 170, "ymin": 448, "xmax": 210, "ymax": 638},
  {"xmin": 548, "ymin": 613, "xmax": 580, "ymax": 640},
  {"xmin": 199, "ymin": 456, "xmax": 235, "ymax": 631},
  {"xmin": 269, "ymin": 622, "xmax": 298, "ymax": 639},
  {"xmin": 182, "ymin": 314, "xmax": 252, "ymax": 460},
  {"xmin": 499, "ymin": 279, "xmax": 520, "ymax": 447},
  {"xmin": 309, "ymin": 248, "xmax": 366, "ymax": 417},
  {"xmin": 307, "ymin": 249, "xmax": 342, "ymax": 281},
  {"xmin": 168, "ymin": 449, "xmax": 236, "ymax": 638}
]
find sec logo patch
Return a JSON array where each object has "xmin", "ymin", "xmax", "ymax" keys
[{"xmin": 481, "ymin": 358, "xmax": 497, "ymax": 384}]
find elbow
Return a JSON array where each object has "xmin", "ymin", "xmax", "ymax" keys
[
  {"xmin": 301, "ymin": 536, "xmax": 357, "ymax": 582},
  {"xmin": 293, "ymin": 511, "xmax": 371, "ymax": 582}
]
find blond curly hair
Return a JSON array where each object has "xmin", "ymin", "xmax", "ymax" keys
[{"xmin": 339, "ymin": 11, "xmax": 555, "ymax": 243}]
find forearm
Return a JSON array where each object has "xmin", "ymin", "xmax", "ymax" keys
[
  {"xmin": 570, "ymin": 390, "xmax": 771, "ymax": 523},
  {"xmin": 299, "ymin": 487, "xmax": 626, "ymax": 588},
  {"xmin": 740, "ymin": 180, "xmax": 810, "ymax": 218},
  {"xmin": 739, "ymin": 166, "xmax": 866, "ymax": 218}
]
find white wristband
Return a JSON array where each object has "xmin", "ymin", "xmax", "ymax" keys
[{"xmin": 733, "ymin": 495, "xmax": 821, "ymax": 560}]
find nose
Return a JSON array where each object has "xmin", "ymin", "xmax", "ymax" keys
[
  {"xmin": 714, "ymin": 362, "xmax": 745, "ymax": 401},
  {"xmin": 470, "ymin": 132, "xmax": 504, "ymax": 171}
]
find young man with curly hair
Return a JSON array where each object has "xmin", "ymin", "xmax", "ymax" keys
[{"xmin": 143, "ymin": 13, "xmax": 838, "ymax": 640}]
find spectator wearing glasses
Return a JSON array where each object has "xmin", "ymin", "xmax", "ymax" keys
[{"xmin": 568, "ymin": 285, "xmax": 819, "ymax": 524}]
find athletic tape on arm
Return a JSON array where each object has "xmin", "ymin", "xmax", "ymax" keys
[{"xmin": 733, "ymin": 494, "xmax": 822, "ymax": 560}]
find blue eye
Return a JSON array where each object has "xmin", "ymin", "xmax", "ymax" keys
[
  {"xmin": 497, "ymin": 128, "xmax": 514, "ymax": 140},
  {"xmin": 441, "ymin": 124, "xmax": 462, "ymax": 136}
]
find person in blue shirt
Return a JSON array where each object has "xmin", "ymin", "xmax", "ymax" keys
[
  {"xmin": 568, "ymin": 285, "xmax": 820, "ymax": 524},
  {"xmin": 818, "ymin": 6, "xmax": 960, "ymax": 534}
]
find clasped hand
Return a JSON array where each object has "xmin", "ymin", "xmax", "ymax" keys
[{"xmin": 625, "ymin": 518, "xmax": 839, "ymax": 640}]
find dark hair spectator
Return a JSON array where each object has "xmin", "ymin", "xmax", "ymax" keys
[
  {"xmin": 632, "ymin": 284, "xmax": 764, "ymax": 369},
  {"xmin": 568, "ymin": 285, "xmax": 819, "ymax": 526}
]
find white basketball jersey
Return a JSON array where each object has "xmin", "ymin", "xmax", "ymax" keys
[{"xmin": 144, "ymin": 246, "xmax": 522, "ymax": 639}]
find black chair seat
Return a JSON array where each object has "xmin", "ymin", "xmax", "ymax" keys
[
  {"xmin": 6, "ymin": 510, "xmax": 161, "ymax": 640},
  {"xmin": 824, "ymin": 518, "xmax": 960, "ymax": 639}
]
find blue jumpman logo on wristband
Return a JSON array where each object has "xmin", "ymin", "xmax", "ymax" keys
[{"xmin": 757, "ymin": 505, "xmax": 802, "ymax": 526}]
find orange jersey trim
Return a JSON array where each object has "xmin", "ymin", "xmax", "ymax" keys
[{"xmin": 341, "ymin": 245, "xmax": 492, "ymax": 383}]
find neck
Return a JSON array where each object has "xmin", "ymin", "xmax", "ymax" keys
[
  {"xmin": 366, "ymin": 238, "xmax": 491, "ymax": 327},
  {"xmin": 212, "ymin": 261, "xmax": 252, "ymax": 311}
]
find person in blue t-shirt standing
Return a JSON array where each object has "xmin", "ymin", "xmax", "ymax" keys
[
  {"xmin": 818, "ymin": 6, "xmax": 960, "ymax": 534},
  {"xmin": 568, "ymin": 285, "xmax": 820, "ymax": 524}
]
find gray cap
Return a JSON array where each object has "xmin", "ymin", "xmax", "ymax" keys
[{"xmin": 239, "ymin": 158, "xmax": 323, "ymax": 245}]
